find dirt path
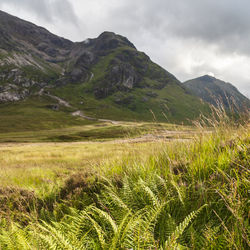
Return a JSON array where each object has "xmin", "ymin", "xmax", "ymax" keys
[
  {"xmin": 38, "ymin": 88, "xmax": 72, "ymax": 108},
  {"xmin": 0, "ymin": 135, "xmax": 190, "ymax": 148},
  {"xmin": 98, "ymin": 119, "xmax": 120, "ymax": 124},
  {"xmin": 71, "ymin": 111, "xmax": 120, "ymax": 124},
  {"xmin": 0, "ymin": 129, "xmax": 198, "ymax": 148},
  {"xmin": 38, "ymin": 87, "xmax": 119, "ymax": 124},
  {"xmin": 71, "ymin": 110, "xmax": 96, "ymax": 120},
  {"xmin": 47, "ymin": 93, "xmax": 72, "ymax": 108},
  {"xmin": 111, "ymin": 130, "xmax": 197, "ymax": 144}
]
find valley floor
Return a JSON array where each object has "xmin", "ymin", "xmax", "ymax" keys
[
  {"xmin": 0, "ymin": 121, "xmax": 195, "ymax": 142},
  {"xmin": 0, "ymin": 124, "xmax": 198, "ymax": 193},
  {"xmin": 0, "ymin": 122, "xmax": 249, "ymax": 249}
]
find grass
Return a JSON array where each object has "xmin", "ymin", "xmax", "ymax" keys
[
  {"xmin": 0, "ymin": 140, "xmax": 167, "ymax": 195},
  {"xmin": 0, "ymin": 107, "xmax": 249, "ymax": 249},
  {"xmin": 0, "ymin": 96, "xmax": 97, "ymax": 133},
  {"xmin": 0, "ymin": 122, "xmax": 195, "ymax": 193},
  {"xmin": 0, "ymin": 107, "xmax": 193, "ymax": 142}
]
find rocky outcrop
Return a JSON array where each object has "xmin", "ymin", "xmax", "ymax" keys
[
  {"xmin": 108, "ymin": 63, "xmax": 139, "ymax": 88},
  {"xmin": 0, "ymin": 66, "xmax": 47, "ymax": 102},
  {"xmin": 0, "ymin": 88, "xmax": 28, "ymax": 102}
]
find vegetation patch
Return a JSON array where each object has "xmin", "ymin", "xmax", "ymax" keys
[{"xmin": 0, "ymin": 106, "xmax": 249, "ymax": 249}]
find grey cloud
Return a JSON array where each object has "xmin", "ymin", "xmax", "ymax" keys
[
  {"xmin": 0, "ymin": 0, "xmax": 78, "ymax": 24},
  {"xmin": 107, "ymin": 0, "xmax": 250, "ymax": 56},
  {"xmin": 167, "ymin": 0, "xmax": 250, "ymax": 56}
]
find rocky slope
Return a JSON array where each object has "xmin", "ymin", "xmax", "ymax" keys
[
  {"xmin": 0, "ymin": 10, "xmax": 209, "ymax": 126},
  {"xmin": 184, "ymin": 75, "xmax": 250, "ymax": 110}
]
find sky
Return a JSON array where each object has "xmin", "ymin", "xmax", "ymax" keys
[{"xmin": 0, "ymin": 0, "xmax": 249, "ymax": 97}]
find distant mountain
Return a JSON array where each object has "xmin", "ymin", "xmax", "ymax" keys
[
  {"xmin": 184, "ymin": 75, "xmax": 250, "ymax": 110},
  {"xmin": 0, "ymin": 10, "xmax": 209, "ymax": 131}
]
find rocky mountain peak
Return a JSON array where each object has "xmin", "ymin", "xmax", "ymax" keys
[
  {"xmin": 198, "ymin": 75, "xmax": 215, "ymax": 82},
  {"xmin": 93, "ymin": 31, "xmax": 136, "ymax": 51},
  {"xmin": 184, "ymin": 75, "xmax": 250, "ymax": 109},
  {"xmin": 0, "ymin": 10, "xmax": 73, "ymax": 59}
]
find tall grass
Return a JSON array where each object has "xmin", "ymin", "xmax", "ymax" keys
[{"xmin": 0, "ymin": 106, "xmax": 249, "ymax": 249}]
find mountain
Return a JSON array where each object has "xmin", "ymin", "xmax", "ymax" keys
[
  {"xmin": 184, "ymin": 75, "xmax": 250, "ymax": 110},
  {"xmin": 0, "ymin": 10, "xmax": 209, "ymax": 132}
]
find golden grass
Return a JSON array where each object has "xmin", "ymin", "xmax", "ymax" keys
[
  {"xmin": 0, "ymin": 121, "xmax": 198, "ymax": 195},
  {"xmin": 0, "ymin": 140, "xmax": 168, "ymax": 194}
]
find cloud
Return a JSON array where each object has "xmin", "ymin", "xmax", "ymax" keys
[
  {"xmin": 0, "ymin": 0, "xmax": 81, "ymax": 40},
  {"xmin": 106, "ymin": 0, "xmax": 250, "ymax": 56},
  {"xmin": 0, "ymin": 0, "xmax": 249, "ymax": 96},
  {"xmin": 0, "ymin": 0, "xmax": 77, "ymax": 23}
]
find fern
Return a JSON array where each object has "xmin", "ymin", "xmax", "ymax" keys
[
  {"xmin": 165, "ymin": 204, "xmax": 207, "ymax": 249},
  {"xmin": 0, "ymin": 224, "xmax": 33, "ymax": 250}
]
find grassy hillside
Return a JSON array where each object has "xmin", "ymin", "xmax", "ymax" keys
[
  {"xmin": 0, "ymin": 14, "xmax": 210, "ymax": 125},
  {"xmin": 49, "ymin": 46, "xmax": 210, "ymax": 123},
  {"xmin": 51, "ymin": 81, "xmax": 209, "ymax": 123},
  {"xmin": 0, "ymin": 114, "xmax": 249, "ymax": 249},
  {"xmin": 0, "ymin": 96, "xmax": 96, "ymax": 133}
]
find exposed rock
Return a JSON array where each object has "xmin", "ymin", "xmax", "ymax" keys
[
  {"xmin": 93, "ymin": 31, "xmax": 136, "ymax": 51},
  {"xmin": 70, "ymin": 68, "xmax": 87, "ymax": 82},
  {"xmin": 109, "ymin": 62, "xmax": 138, "ymax": 89},
  {"xmin": 0, "ymin": 90, "xmax": 27, "ymax": 102},
  {"xmin": 0, "ymin": 10, "xmax": 178, "ymax": 104},
  {"xmin": 0, "ymin": 10, "xmax": 73, "ymax": 61},
  {"xmin": 75, "ymin": 51, "xmax": 95, "ymax": 66}
]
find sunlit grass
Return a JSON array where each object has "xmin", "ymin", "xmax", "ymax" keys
[{"xmin": 0, "ymin": 140, "xmax": 168, "ymax": 195}]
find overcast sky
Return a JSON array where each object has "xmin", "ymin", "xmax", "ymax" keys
[{"xmin": 0, "ymin": 0, "xmax": 249, "ymax": 96}]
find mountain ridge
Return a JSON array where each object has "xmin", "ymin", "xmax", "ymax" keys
[
  {"xmin": 0, "ymin": 10, "xmax": 211, "ymax": 131},
  {"xmin": 183, "ymin": 75, "xmax": 250, "ymax": 109}
]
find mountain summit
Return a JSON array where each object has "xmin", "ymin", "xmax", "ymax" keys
[
  {"xmin": 184, "ymin": 75, "xmax": 250, "ymax": 109},
  {"xmin": 0, "ymin": 10, "xmax": 210, "ymax": 131}
]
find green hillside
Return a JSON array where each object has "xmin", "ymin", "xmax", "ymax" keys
[{"xmin": 0, "ymin": 11, "xmax": 210, "ymax": 130}]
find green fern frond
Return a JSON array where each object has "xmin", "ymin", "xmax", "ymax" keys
[
  {"xmin": 88, "ymin": 205, "xmax": 118, "ymax": 234},
  {"xmin": 138, "ymin": 178, "xmax": 159, "ymax": 207},
  {"xmin": 165, "ymin": 204, "xmax": 207, "ymax": 249},
  {"xmin": 80, "ymin": 210, "xmax": 106, "ymax": 249},
  {"xmin": 37, "ymin": 221, "xmax": 75, "ymax": 249}
]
